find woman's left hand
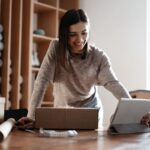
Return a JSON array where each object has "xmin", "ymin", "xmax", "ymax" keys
[
  {"xmin": 15, "ymin": 117, "xmax": 35, "ymax": 129},
  {"xmin": 141, "ymin": 112, "xmax": 150, "ymax": 127}
]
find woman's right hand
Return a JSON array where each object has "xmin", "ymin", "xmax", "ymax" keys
[
  {"xmin": 16, "ymin": 117, "xmax": 35, "ymax": 129},
  {"xmin": 141, "ymin": 112, "xmax": 150, "ymax": 127}
]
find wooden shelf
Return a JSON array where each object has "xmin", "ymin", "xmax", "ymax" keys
[
  {"xmin": 0, "ymin": 0, "xmax": 12, "ymax": 109},
  {"xmin": 10, "ymin": 0, "xmax": 23, "ymax": 109},
  {"xmin": 33, "ymin": 6, "xmax": 57, "ymax": 37},
  {"xmin": 58, "ymin": 8, "xmax": 66, "ymax": 14},
  {"xmin": 41, "ymin": 101, "xmax": 53, "ymax": 107},
  {"xmin": 33, "ymin": 34, "xmax": 55, "ymax": 42},
  {"xmin": 38, "ymin": 0, "xmax": 57, "ymax": 7},
  {"xmin": 58, "ymin": 8, "xmax": 66, "ymax": 19},
  {"xmin": 32, "ymin": 67, "xmax": 40, "ymax": 72},
  {"xmin": 0, "ymin": 0, "xmax": 79, "ymax": 109},
  {"xmin": 59, "ymin": 0, "xmax": 79, "ymax": 10},
  {"xmin": 34, "ymin": 1, "xmax": 56, "ymax": 13}
]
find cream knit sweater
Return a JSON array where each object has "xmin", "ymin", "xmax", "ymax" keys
[{"xmin": 28, "ymin": 40, "xmax": 131, "ymax": 119}]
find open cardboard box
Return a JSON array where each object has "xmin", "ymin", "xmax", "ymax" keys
[{"xmin": 35, "ymin": 107, "xmax": 99, "ymax": 130}]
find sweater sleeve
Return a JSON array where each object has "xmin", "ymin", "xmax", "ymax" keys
[
  {"xmin": 27, "ymin": 41, "xmax": 56, "ymax": 119},
  {"xmin": 97, "ymin": 51, "xmax": 131, "ymax": 100}
]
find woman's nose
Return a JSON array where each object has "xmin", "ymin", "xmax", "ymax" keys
[{"xmin": 76, "ymin": 34, "xmax": 84, "ymax": 42}]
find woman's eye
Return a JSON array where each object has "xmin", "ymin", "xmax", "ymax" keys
[
  {"xmin": 82, "ymin": 32, "xmax": 87, "ymax": 35},
  {"xmin": 69, "ymin": 33, "xmax": 76, "ymax": 37},
  {"xmin": 68, "ymin": 31, "xmax": 88, "ymax": 37}
]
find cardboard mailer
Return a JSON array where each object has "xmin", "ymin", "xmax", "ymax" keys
[{"xmin": 35, "ymin": 107, "xmax": 99, "ymax": 130}]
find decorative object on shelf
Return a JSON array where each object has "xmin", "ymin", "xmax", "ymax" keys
[
  {"xmin": 8, "ymin": 85, "xmax": 12, "ymax": 92},
  {"xmin": 32, "ymin": 49, "xmax": 40, "ymax": 67},
  {"xmin": 19, "ymin": 76, "xmax": 23, "ymax": 85},
  {"xmin": 19, "ymin": 93, "xmax": 22, "ymax": 101},
  {"xmin": 0, "ymin": 24, "xmax": 3, "ymax": 41},
  {"xmin": 0, "ymin": 59, "xmax": 3, "ymax": 67},
  {"xmin": 19, "ymin": 76, "xmax": 23, "ymax": 101},
  {"xmin": 6, "ymin": 101, "xmax": 11, "ymax": 110},
  {"xmin": 0, "ymin": 33, "xmax": 3, "ymax": 41},
  {"xmin": 33, "ymin": 29, "xmax": 46, "ymax": 36},
  {"xmin": 9, "ymin": 68, "xmax": 12, "ymax": 76},
  {"xmin": 0, "ymin": 97, "xmax": 5, "ymax": 123},
  {"xmin": 7, "ymin": 60, "xmax": 12, "ymax": 109},
  {"xmin": 0, "ymin": 42, "xmax": 4, "ymax": 51},
  {"xmin": 0, "ymin": 24, "xmax": 3, "ymax": 78},
  {"xmin": 0, "ymin": 24, "xmax": 3, "ymax": 33},
  {"xmin": 0, "ymin": 76, "xmax": 2, "ymax": 96}
]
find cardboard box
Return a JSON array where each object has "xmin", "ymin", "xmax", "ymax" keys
[
  {"xmin": 35, "ymin": 107, "xmax": 99, "ymax": 130},
  {"xmin": 130, "ymin": 90, "xmax": 150, "ymax": 99}
]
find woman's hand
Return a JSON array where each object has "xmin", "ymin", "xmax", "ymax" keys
[
  {"xmin": 16, "ymin": 117, "xmax": 35, "ymax": 129},
  {"xmin": 141, "ymin": 112, "xmax": 150, "ymax": 127}
]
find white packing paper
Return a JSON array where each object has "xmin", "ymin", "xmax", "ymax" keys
[{"xmin": 0, "ymin": 118, "xmax": 16, "ymax": 142}]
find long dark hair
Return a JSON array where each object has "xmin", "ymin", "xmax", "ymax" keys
[{"xmin": 56, "ymin": 9, "xmax": 89, "ymax": 72}]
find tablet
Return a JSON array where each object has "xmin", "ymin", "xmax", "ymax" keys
[{"xmin": 109, "ymin": 98, "xmax": 150, "ymax": 134}]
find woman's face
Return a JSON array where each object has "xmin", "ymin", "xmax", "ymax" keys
[{"xmin": 68, "ymin": 22, "xmax": 89, "ymax": 54}]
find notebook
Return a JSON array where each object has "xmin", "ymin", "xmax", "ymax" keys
[{"xmin": 108, "ymin": 98, "xmax": 150, "ymax": 134}]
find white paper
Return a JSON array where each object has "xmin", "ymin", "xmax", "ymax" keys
[
  {"xmin": 39, "ymin": 128, "xmax": 78, "ymax": 137},
  {"xmin": 0, "ymin": 118, "xmax": 16, "ymax": 142}
]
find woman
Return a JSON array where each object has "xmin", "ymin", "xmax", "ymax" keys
[{"xmin": 17, "ymin": 9, "xmax": 133, "ymax": 128}]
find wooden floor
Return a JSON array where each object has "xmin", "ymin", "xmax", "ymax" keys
[{"xmin": 1, "ymin": 129, "xmax": 150, "ymax": 150}]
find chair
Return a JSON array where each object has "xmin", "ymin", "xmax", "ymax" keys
[{"xmin": 129, "ymin": 89, "xmax": 150, "ymax": 99}]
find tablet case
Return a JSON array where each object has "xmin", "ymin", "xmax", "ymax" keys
[{"xmin": 109, "ymin": 98, "xmax": 150, "ymax": 134}]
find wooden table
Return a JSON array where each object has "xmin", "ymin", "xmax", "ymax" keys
[{"xmin": 1, "ymin": 129, "xmax": 150, "ymax": 150}]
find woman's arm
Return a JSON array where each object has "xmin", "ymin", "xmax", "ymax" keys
[
  {"xmin": 97, "ymin": 51, "xmax": 131, "ymax": 100},
  {"xmin": 28, "ymin": 41, "xmax": 56, "ymax": 119}
]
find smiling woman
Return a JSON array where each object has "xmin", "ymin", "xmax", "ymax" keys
[
  {"xmin": 57, "ymin": 9, "xmax": 90, "ymax": 70},
  {"xmin": 17, "ymin": 9, "xmax": 132, "ymax": 129}
]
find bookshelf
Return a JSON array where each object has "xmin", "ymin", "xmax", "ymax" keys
[{"xmin": 0, "ymin": 0, "xmax": 79, "ymax": 109}]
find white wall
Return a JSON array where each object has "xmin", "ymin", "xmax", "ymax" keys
[
  {"xmin": 147, "ymin": 0, "xmax": 150, "ymax": 89},
  {"xmin": 80, "ymin": 0, "xmax": 147, "ymax": 128}
]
